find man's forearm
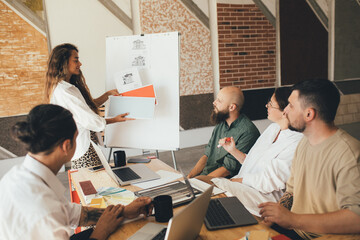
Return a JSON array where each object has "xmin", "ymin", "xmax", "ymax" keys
[
  {"xmin": 277, "ymin": 193, "xmax": 360, "ymax": 234},
  {"xmin": 208, "ymin": 166, "xmax": 230, "ymax": 178},
  {"xmin": 292, "ymin": 209, "xmax": 360, "ymax": 234},
  {"xmin": 188, "ymin": 155, "xmax": 207, "ymax": 177},
  {"xmin": 79, "ymin": 207, "xmax": 105, "ymax": 226},
  {"xmin": 279, "ymin": 192, "xmax": 293, "ymax": 210}
]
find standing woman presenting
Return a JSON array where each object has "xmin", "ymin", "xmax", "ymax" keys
[{"xmin": 45, "ymin": 43, "xmax": 133, "ymax": 169}]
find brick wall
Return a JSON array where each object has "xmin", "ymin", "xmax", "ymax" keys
[
  {"xmin": 217, "ymin": 4, "xmax": 276, "ymax": 90},
  {"xmin": 140, "ymin": 0, "xmax": 213, "ymax": 96},
  {"xmin": 0, "ymin": 1, "xmax": 48, "ymax": 117},
  {"xmin": 335, "ymin": 93, "xmax": 360, "ymax": 125}
]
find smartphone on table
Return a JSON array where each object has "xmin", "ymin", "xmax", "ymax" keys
[{"xmin": 88, "ymin": 165, "xmax": 104, "ymax": 172}]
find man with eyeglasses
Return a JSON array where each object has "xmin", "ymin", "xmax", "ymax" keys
[
  {"xmin": 259, "ymin": 79, "xmax": 360, "ymax": 239},
  {"xmin": 187, "ymin": 86, "xmax": 260, "ymax": 179}
]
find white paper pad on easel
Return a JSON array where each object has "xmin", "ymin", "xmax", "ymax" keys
[
  {"xmin": 106, "ymin": 96, "xmax": 155, "ymax": 119},
  {"xmin": 132, "ymin": 170, "xmax": 182, "ymax": 189}
]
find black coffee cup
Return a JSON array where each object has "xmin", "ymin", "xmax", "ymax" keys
[
  {"xmin": 153, "ymin": 195, "xmax": 173, "ymax": 222},
  {"xmin": 113, "ymin": 150, "xmax": 126, "ymax": 167}
]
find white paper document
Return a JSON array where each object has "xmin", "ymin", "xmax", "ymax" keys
[
  {"xmin": 133, "ymin": 170, "xmax": 182, "ymax": 189},
  {"xmin": 113, "ymin": 68, "xmax": 142, "ymax": 93},
  {"xmin": 130, "ymin": 35, "xmax": 150, "ymax": 69},
  {"xmin": 97, "ymin": 187, "xmax": 135, "ymax": 206},
  {"xmin": 188, "ymin": 178, "xmax": 225, "ymax": 196},
  {"xmin": 106, "ymin": 96, "xmax": 155, "ymax": 119}
]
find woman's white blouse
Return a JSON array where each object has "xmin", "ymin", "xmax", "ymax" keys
[
  {"xmin": 235, "ymin": 123, "xmax": 303, "ymax": 194},
  {"xmin": 51, "ymin": 81, "xmax": 106, "ymax": 160}
]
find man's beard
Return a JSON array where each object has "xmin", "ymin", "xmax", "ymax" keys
[
  {"xmin": 210, "ymin": 109, "xmax": 230, "ymax": 125},
  {"xmin": 288, "ymin": 123, "xmax": 306, "ymax": 133}
]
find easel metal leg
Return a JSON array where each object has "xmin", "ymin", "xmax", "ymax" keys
[
  {"xmin": 156, "ymin": 150, "xmax": 159, "ymax": 159},
  {"xmin": 171, "ymin": 150, "xmax": 177, "ymax": 171},
  {"xmin": 107, "ymin": 147, "xmax": 113, "ymax": 163}
]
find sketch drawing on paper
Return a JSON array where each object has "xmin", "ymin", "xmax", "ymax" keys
[
  {"xmin": 132, "ymin": 39, "xmax": 146, "ymax": 50},
  {"xmin": 123, "ymin": 73, "xmax": 134, "ymax": 85},
  {"xmin": 132, "ymin": 56, "xmax": 146, "ymax": 67},
  {"xmin": 113, "ymin": 68, "xmax": 142, "ymax": 93}
]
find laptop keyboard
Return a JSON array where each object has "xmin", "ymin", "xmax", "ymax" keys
[
  {"xmin": 205, "ymin": 199, "xmax": 235, "ymax": 227},
  {"xmin": 113, "ymin": 167, "xmax": 141, "ymax": 182},
  {"xmin": 151, "ymin": 228, "xmax": 167, "ymax": 240}
]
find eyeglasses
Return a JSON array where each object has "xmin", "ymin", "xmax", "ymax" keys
[{"xmin": 265, "ymin": 99, "xmax": 281, "ymax": 110}]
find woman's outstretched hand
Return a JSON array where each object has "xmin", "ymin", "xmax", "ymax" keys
[{"xmin": 114, "ymin": 113, "xmax": 135, "ymax": 122}]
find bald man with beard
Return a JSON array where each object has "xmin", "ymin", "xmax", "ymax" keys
[{"xmin": 188, "ymin": 87, "xmax": 260, "ymax": 179}]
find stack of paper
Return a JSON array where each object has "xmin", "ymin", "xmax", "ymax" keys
[
  {"xmin": 132, "ymin": 170, "xmax": 182, "ymax": 189},
  {"xmin": 108, "ymin": 67, "xmax": 157, "ymax": 119},
  {"xmin": 97, "ymin": 187, "xmax": 135, "ymax": 206},
  {"xmin": 188, "ymin": 178, "xmax": 225, "ymax": 196}
]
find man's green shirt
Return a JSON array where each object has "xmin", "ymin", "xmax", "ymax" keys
[{"xmin": 201, "ymin": 114, "xmax": 260, "ymax": 177}]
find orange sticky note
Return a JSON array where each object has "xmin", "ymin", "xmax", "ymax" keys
[{"xmin": 89, "ymin": 197, "xmax": 107, "ymax": 208}]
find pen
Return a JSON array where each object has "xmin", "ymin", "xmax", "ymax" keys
[{"xmin": 217, "ymin": 137, "xmax": 231, "ymax": 148}]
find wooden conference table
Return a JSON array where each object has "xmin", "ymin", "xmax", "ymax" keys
[{"xmin": 69, "ymin": 159, "xmax": 360, "ymax": 240}]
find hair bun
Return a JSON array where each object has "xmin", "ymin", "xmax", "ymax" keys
[
  {"xmin": 11, "ymin": 121, "xmax": 34, "ymax": 145},
  {"xmin": 12, "ymin": 104, "xmax": 77, "ymax": 154}
]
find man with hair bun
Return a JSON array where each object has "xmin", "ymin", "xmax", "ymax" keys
[{"xmin": 0, "ymin": 104, "xmax": 152, "ymax": 240}]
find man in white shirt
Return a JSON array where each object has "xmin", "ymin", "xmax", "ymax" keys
[{"xmin": 0, "ymin": 104, "xmax": 151, "ymax": 240}]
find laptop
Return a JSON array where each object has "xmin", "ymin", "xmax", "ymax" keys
[
  {"xmin": 134, "ymin": 170, "xmax": 202, "ymax": 207},
  {"xmin": 129, "ymin": 185, "xmax": 213, "ymax": 240},
  {"xmin": 92, "ymin": 143, "xmax": 160, "ymax": 186},
  {"xmin": 204, "ymin": 196, "xmax": 258, "ymax": 230}
]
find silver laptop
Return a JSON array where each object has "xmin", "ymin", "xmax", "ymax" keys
[
  {"xmin": 134, "ymin": 170, "xmax": 202, "ymax": 207},
  {"xmin": 128, "ymin": 185, "xmax": 213, "ymax": 240},
  {"xmin": 92, "ymin": 143, "xmax": 160, "ymax": 186}
]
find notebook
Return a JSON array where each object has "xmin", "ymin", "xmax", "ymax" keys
[
  {"xmin": 129, "ymin": 186, "xmax": 213, "ymax": 240},
  {"xmin": 204, "ymin": 197, "xmax": 258, "ymax": 230},
  {"xmin": 92, "ymin": 142, "xmax": 160, "ymax": 186}
]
